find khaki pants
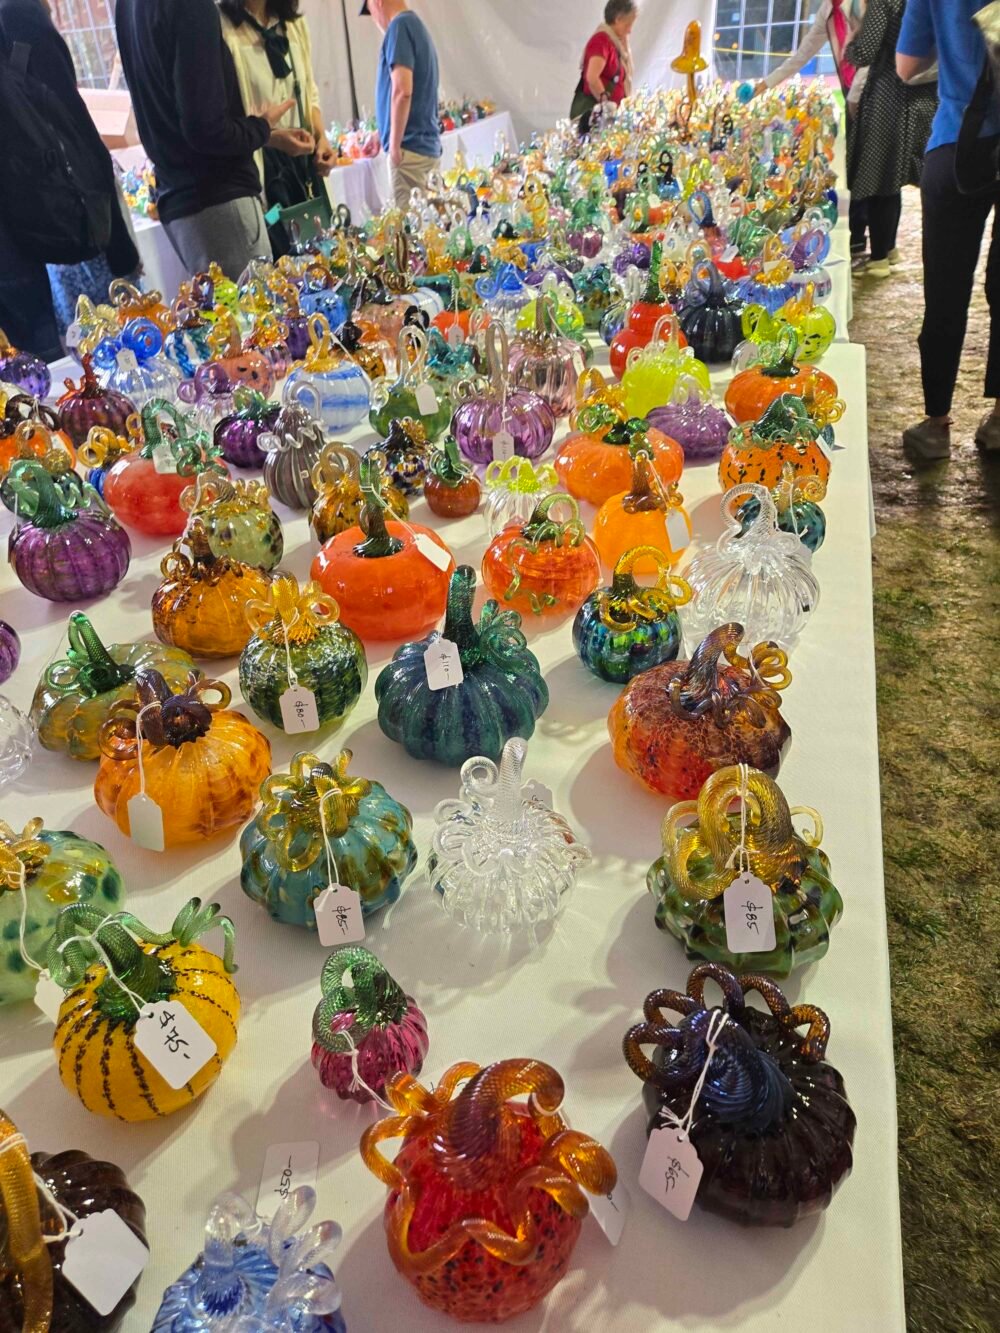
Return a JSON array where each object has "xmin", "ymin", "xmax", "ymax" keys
[{"xmin": 390, "ymin": 150, "xmax": 440, "ymax": 208}]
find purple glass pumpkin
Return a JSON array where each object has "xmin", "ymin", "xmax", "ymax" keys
[
  {"xmin": 7, "ymin": 462, "xmax": 131, "ymax": 602},
  {"xmin": 647, "ymin": 386, "xmax": 733, "ymax": 463},
  {"xmin": 508, "ymin": 299, "xmax": 586, "ymax": 421},
  {"xmin": 0, "ymin": 621, "xmax": 19, "ymax": 685},
  {"xmin": 213, "ymin": 389, "xmax": 281, "ymax": 469},
  {"xmin": 568, "ymin": 227, "xmax": 604, "ymax": 259},
  {"xmin": 0, "ymin": 332, "xmax": 51, "ymax": 400},
  {"xmin": 57, "ymin": 355, "xmax": 137, "ymax": 449},
  {"xmin": 613, "ymin": 243, "xmax": 652, "ymax": 275},
  {"xmin": 451, "ymin": 325, "xmax": 556, "ymax": 465},
  {"xmin": 311, "ymin": 946, "xmax": 428, "ymax": 1105}
]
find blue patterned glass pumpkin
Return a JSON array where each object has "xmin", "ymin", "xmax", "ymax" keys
[{"xmin": 283, "ymin": 314, "xmax": 371, "ymax": 432}]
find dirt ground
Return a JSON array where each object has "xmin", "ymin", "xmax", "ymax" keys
[{"xmin": 851, "ymin": 190, "xmax": 1000, "ymax": 1333}]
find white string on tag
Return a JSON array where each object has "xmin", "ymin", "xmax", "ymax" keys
[
  {"xmin": 133, "ymin": 702, "xmax": 159, "ymax": 801},
  {"xmin": 55, "ymin": 917, "xmax": 147, "ymax": 1016},
  {"xmin": 281, "ymin": 615, "xmax": 300, "ymax": 690},
  {"xmin": 0, "ymin": 1134, "xmax": 82, "ymax": 1243},
  {"xmin": 334, "ymin": 1027, "xmax": 394, "ymax": 1112},
  {"xmin": 656, "ymin": 1008, "xmax": 730, "ymax": 1141},
  {"xmin": 17, "ymin": 862, "xmax": 45, "ymax": 973},
  {"xmin": 317, "ymin": 789, "xmax": 343, "ymax": 890}
]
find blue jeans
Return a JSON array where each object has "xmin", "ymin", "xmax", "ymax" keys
[{"xmin": 0, "ymin": 218, "xmax": 62, "ymax": 362}]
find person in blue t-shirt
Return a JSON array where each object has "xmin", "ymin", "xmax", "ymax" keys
[
  {"xmin": 898, "ymin": 0, "xmax": 1000, "ymax": 460},
  {"xmin": 361, "ymin": 0, "xmax": 441, "ymax": 207}
]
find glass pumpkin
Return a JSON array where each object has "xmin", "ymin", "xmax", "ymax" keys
[
  {"xmin": 311, "ymin": 463, "xmax": 454, "ymax": 642},
  {"xmin": 507, "ymin": 295, "xmax": 587, "ymax": 420},
  {"xmin": 57, "ymin": 354, "xmax": 136, "ymax": 449},
  {"xmin": 608, "ymin": 623, "xmax": 793, "ymax": 802},
  {"xmin": 424, "ymin": 436, "xmax": 482, "ymax": 517},
  {"xmin": 683, "ymin": 483, "xmax": 820, "ymax": 652},
  {"xmin": 152, "ymin": 522, "xmax": 271, "ymax": 658},
  {"xmin": 650, "ymin": 765, "xmax": 843, "ymax": 976},
  {"xmin": 152, "ymin": 1188, "xmax": 346, "ymax": 1333},
  {"xmin": 240, "ymin": 748, "xmax": 417, "ymax": 928},
  {"xmin": 482, "ymin": 492, "xmax": 600, "ymax": 620},
  {"xmin": 719, "ymin": 391, "xmax": 835, "ymax": 491},
  {"xmin": 738, "ymin": 465, "xmax": 827, "ymax": 553},
  {"xmin": 364, "ymin": 415, "xmax": 433, "ymax": 496},
  {"xmin": 359, "ymin": 1058, "xmax": 616, "ymax": 1322},
  {"xmin": 573, "ymin": 545, "xmax": 692, "ymax": 684},
  {"xmin": 555, "ymin": 403, "xmax": 683, "ymax": 507},
  {"xmin": 375, "ymin": 565, "xmax": 548, "ymax": 766},
  {"xmin": 475, "ymin": 261, "xmax": 533, "ymax": 332},
  {"xmin": 678, "ymin": 260, "xmax": 745, "ymax": 363},
  {"xmin": 592, "ymin": 448, "xmax": 692, "ymax": 573},
  {"xmin": 724, "ymin": 330, "xmax": 839, "ymax": 426},
  {"xmin": 429, "ymin": 738, "xmax": 590, "ymax": 934},
  {"xmin": 620, "ymin": 316, "xmax": 709, "ymax": 419},
  {"xmin": 103, "ymin": 398, "xmax": 228, "ymax": 537},
  {"xmin": 0, "ymin": 620, "xmax": 19, "ymax": 685},
  {"xmin": 31, "ymin": 611, "xmax": 200, "ymax": 760},
  {"xmin": 369, "ymin": 326, "xmax": 452, "ymax": 442},
  {"xmin": 0, "ymin": 326, "xmax": 50, "ymax": 397},
  {"xmin": 482, "ymin": 456, "xmax": 559, "ymax": 538},
  {"xmin": 646, "ymin": 377, "xmax": 733, "ymax": 463},
  {"xmin": 0, "ymin": 696, "xmax": 34, "ymax": 790},
  {"xmin": 309, "ymin": 442, "xmax": 408, "ymax": 543},
  {"xmin": 77, "ymin": 422, "xmax": 136, "ymax": 497},
  {"xmin": 741, "ymin": 283, "xmax": 836, "ymax": 365},
  {"xmin": 95, "ymin": 670, "xmax": 271, "ymax": 847},
  {"xmin": 451, "ymin": 324, "xmax": 556, "ymax": 464},
  {"xmin": 109, "ymin": 277, "xmax": 172, "ymax": 330},
  {"xmin": 0, "ymin": 817, "xmax": 125, "ymax": 1007},
  {"xmin": 623, "ymin": 962, "xmax": 855, "ymax": 1226},
  {"xmin": 284, "ymin": 313, "xmax": 371, "ymax": 433},
  {"xmin": 0, "ymin": 401, "xmax": 74, "ymax": 479},
  {"xmin": 91, "ymin": 317, "xmax": 184, "ymax": 409},
  {"xmin": 6, "ymin": 461, "xmax": 131, "ymax": 603},
  {"xmin": 213, "ymin": 388, "xmax": 281, "ymax": 469},
  {"xmin": 179, "ymin": 473, "xmax": 284, "ymax": 572},
  {"xmin": 176, "ymin": 310, "xmax": 275, "ymax": 417},
  {"xmin": 0, "ymin": 1113, "xmax": 147, "ymax": 1329},
  {"xmin": 48, "ymin": 897, "xmax": 240, "ymax": 1121},
  {"xmin": 259, "ymin": 400, "xmax": 328, "ymax": 510},
  {"xmin": 608, "ymin": 239, "xmax": 677, "ymax": 377},
  {"xmin": 239, "ymin": 575, "xmax": 367, "ymax": 733},
  {"xmin": 312, "ymin": 945, "xmax": 428, "ymax": 1103}
]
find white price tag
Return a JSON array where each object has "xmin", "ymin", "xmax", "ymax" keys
[
  {"xmin": 424, "ymin": 638, "xmax": 464, "ymax": 691},
  {"xmin": 589, "ymin": 1180, "xmax": 630, "ymax": 1245},
  {"xmin": 279, "ymin": 686, "xmax": 320, "ymax": 733},
  {"xmin": 817, "ymin": 431, "xmax": 844, "ymax": 459},
  {"xmin": 666, "ymin": 508, "xmax": 690, "ymax": 552},
  {"xmin": 491, "ymin": 429, "xmax": 516, "ymax": 462},
  {"xmin": 638, "ymin": 1127, "xmax": 704, "ymax": 1222},
  {"xmin": 116, "ymin": 349, "xmax": 139, "ymax": 373},
  {"xmin": 126, "ymin": 793, "xmax": 165, "ymax": 852},
  {"xmin": 151, "ymin": 442, "xmax": 177, "ymax": 475},
  {"xmin": 314, "ymin": 884, "xmax": 365, "ymax": 946},
  {"xmin": 256, "ymin": 1141, "xmax": 320, "ymax": 1221},
  {"xmin": 62, "ymin": 1211, "xmax": 149, "ymax": 1316},
  {"xmin": 413, "ymin": 532, "xmax": 452, "ymax": 571},
  {"xmin": 415, "ymin": 382, "xmax": 439, "ymax": 415},
  {"xmin": 724, "ymin": 873, "xmax": 777, "ymax": 953},
  {"xmin": 447, "ymin": 324, "xmax": 465, "ymax": 349},
  {"xmin": 34, "ymin": 970, "xmax": 64, "ymax": 1023},
  {"xmin": 133, "ymin": 1001, "xmax": 217, "ymax": 1089},
  {"xmin": 522, "ymin": 780, "xmax": 553, "ymax": 809}
]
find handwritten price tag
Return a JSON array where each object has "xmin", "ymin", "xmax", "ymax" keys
[
  {"xmin": 447, "ymin": 324, "xmax": 465, "ymax": 349},
  {"xmin": 638, "ymin": 1127, "xmax": 703, "ymax": 1222},
  {"xmin": 126, "ymin": 794, "xmax": 165, "ymax": 852},
  {"xmin": 62, "ymin": 1211, "xmax": 149, "ymax": 1316},
  {"xmin": 522, "ymin": 780, "xmax": 553, "ymax": 809},
  {"xmin": 133, "ymin": 1001, "xmax": 217, "ymax": 1089},
  {"xmin": 116, "ymin": 349, "xmax": 139, "ymax": 374},
  {"xmin": 151, "ymin": 443, "xmax": 177, "ymax": 475},
  {"xmin": 723, "ymin": 873, "xmax": 777, "ymax": 953},
  {"xmin": 256, "ymin": 1141, "xmax": 320, "ymax": 1221},
  {"xmin": 589, "ymin": 1179, "xmax": 630, "ymax": 1245},
  {"xmin": 413, "ymin": 533, "xmax": 452, "ymax": 570},
  {"xmin": 424, "ymin": 638, "xmax": 464, "ymax": 690},
  {"xmin": 279, "ymin": 686, "xmax": 320, "ymax": 734},
  {"xmin": 314, "ymin": 885, "xmax": 365, "ymax": 946},
  {"xmin": 415, "ymin": 382, "xmax": 439, "ymax": 416},
  {"xmin": 492, "ymin": 430, "xmax": 516, "ymax": 462},
  {"xmin": 34, "ymin": 970, "xmax": 64, "ymax": 1023}
]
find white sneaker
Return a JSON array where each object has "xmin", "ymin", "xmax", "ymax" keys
[{"xmin": 866, "ymin": 258, "xmax": 892, "ymax": 279}]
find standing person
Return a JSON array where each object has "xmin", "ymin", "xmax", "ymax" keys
[
  {"xmin": 115, "ymin": 0, "xmax": 315, "ymax": 280},
  {"xmin": 898, "ymin": 0, "xmax": 1000, "ymax": 459},
  {"xmin": 219, "ymin": 0, "xmax": 336, "ymax": 257},
  {"xmin": 756, "ymin": 2, "xmax": 871, "ymax": 263},
  {"xmin": 844, "ymin": 0, "xmax": 936, "ymax": 280},
  {"xmin": 571, "ymin": 0, "xmax": 637, "ymax": 137},
  {"xmin": 0, "ymin": 0, "xmax": 139, "ymax": 360},
  {"xmin": 361, "ymin": 0, "xmax": 441, "ymax": 208}
]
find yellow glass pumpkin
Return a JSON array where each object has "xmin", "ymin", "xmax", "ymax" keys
[{"xmin": 309, "ymin": 442, "xmax": 408, "ymax": 544}]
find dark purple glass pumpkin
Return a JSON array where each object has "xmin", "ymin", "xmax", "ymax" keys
[
  {"xmin": 677, "ymin": 261, "xmax": 746, "ymax": 364},
  {"xmin": 623, "ymin": 962, "xmax": 855, "ymax": 1228},
  {"xmin": 57, "ymin": 355, "xmax": 137, "ymax": 449},
  {"xmin": 7, "ymin": 461, "xmax": 131, "ymax": 602},
  {"xmin": 213, "ymin": 389, "xmax": 281, "ymax": 469},
  {"xmin": 0, "ymin": 620, "xmax": 19, "ymax": 684}
]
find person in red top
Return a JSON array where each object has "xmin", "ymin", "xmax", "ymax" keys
[{"xmin": 571, "ymin": 0, "xmax": 637, "ymax": 135}]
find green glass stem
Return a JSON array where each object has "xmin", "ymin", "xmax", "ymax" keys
[
  {"xmin": 354, "ymin": 462, "xmax": 404, "ymax": 559},
  {"xmin": 62, "ymin": 613, "xmax": 133, "ymax": 696},
  {"xmin": 8, "ymin": 461, "xmax": 72, "ymax": 529},
  {"xmin": 443, "ymin": 566, "xmax": 483, "ymax": 665},
  {"xmin": 643, "ymin": 240, "xmax": 664, "ymax": 305},
  {"xmin": 313, "ymin": 946, "xmax": 408, "ymax": 1050}
]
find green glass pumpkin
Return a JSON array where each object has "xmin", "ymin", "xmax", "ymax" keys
[
  {"xmin": 240, "ymin": 749, "xmax": 417, "ymax": 930},
  {"xmin": 178, "ymin": 473, "xmax": 284, "ymax": 572},
  {"xmin": 238, "ymin": 574, "xmax": 367, "ymax": 732},
  {"xmin": 374, "ymin": 564, "xmax": 549, "ymax": 766},
  {"xmin": 30, "ymin": 612, "xmax": 201, "ymax": 760},
  {"xmin": 368, "ymin": 326, "xmax": 453, "ymax": 443},
  {"xmin": 572, "ymin": 545, "xmax": 692, "ymax": 684},
  {"xmin": 0, "ymin": 818, "xmax": 125, "ymax": 1006}
]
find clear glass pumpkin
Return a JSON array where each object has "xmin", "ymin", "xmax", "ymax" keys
[{"xmin": 483, "ymin": 457, "xmax": 560, "ymax": 538}]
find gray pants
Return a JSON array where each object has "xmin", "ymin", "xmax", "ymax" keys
[
  {"xmin": 162, "ymin": 196, "xmax": 272, "ymax": 281},
  {"xmin": 390, "ymin": 151, "xmax": 440, "ymax": 208}
]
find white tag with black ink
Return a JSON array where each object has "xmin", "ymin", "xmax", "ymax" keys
[
  {"xmin": 638, "ymin": 1127, "xmax": 703, "ymax": 1222},
  {"xmin": 492, "ymin": 430, "xmax": 516, "ymax": 462},
  {"xmin": 447, "ymin": 324, "xmax": 465, "ymax": 349},
  {"xmin": 62, "ymin": 1210, "xmax": 149, "ymax": 1316},
  {"xmin": 126, "ymin": 794, "xmax": 165, "ymax": 852},
  {"xmin": 116, "ymin": 349, "xmax": 139, "ymax": 374},
  {"xmin": 413, "ymin": 533, "xmax": 451, "ymax": 570},
  {"xmin": 589, "ymin": 1179, "xmax": 630, "ymax": 1245},
  {"xmin": 314, "ymin": 885, "xmax": 365, "ymax": 946},
  {"xmin": 666, "ymin": 508, "xmax": 690, "ymax": 552},
  {"xmin": 724, "ymin": 873, "xmax": 777, "ymax": 953},
  {"xmin": 415, "ymin": 382, "xmax": 439, "ymax": 416},
  {"xmin": 151, "ymin": 442, "xmax": 177, "ymax": 474},
  {"xmin": 279, "ymin": 686, "xmax": 320, "ymax": 734},
  {"xmin": 424, "ymin": 638, "xmax": 464, "ymax": 691},
  {"xmin": 256, "ymin": 1141, "xmax": 320, "ymax": 1221},
  {"xmin": 34, "ymin": 970, "xmax": 64, "ymax": 1023},
  {"xmin": 134, "ymin": 1001, "xmax": 217, "ymax": 1089},
  {"xmin": 522, "ymin": 780, "xmax": 553, "ymax": 809}
]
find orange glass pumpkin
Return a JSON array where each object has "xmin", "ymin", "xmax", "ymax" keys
[
  {"xmin": 109, "ymin": 278, "xmax": 172, "ymax": 333},
  {"xmin": 718, "ymin": 392, "xmax": 835, "ymax": 491},
  {"xmin": 311, "ymin": 461, "xmax": 454, "ymax": 641},
  {"xmin": 593, "ymin": 448, "xmax": 692, "ymax": 573},
  {"xmin": 151, "ymin": 519, "xmax": 271, "ymax": 658},
  {"xmin": 725, "ymin": 330, "xmax": 839, "ymax": 426},
  {"xmin": 94, "ymin": 671, "xmax": 271, "ymax": 847},
  {"xmin": 555, "ymin": 403, "xmax": 683, "ymax": 507},
  {"xmin": 481, "ymin": 493, "xmax": 601, "ymax": 620},
  {"xmin": 0, "ymin": 395, "xmax": 74, "ymax": 474}
]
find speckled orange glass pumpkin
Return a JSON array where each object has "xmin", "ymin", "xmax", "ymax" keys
[
  {"xmin": 592, "ymin": 449, "xmax": 692, "ymax": 573},
  {"xmin": 555, "ymin": 405, "xmax": 683, "ymax": 507},
  {"xmin": 718, "ymin": 393, "xmax": 834, "ymax": 491},
  {"xmin": 94, "ymin": 670, "xmax": 271, "ymax": 847},
  {"xmin": 724, "ymin": 332, "xmax": 839, "ymax": 426},
  {"xmin": 481, "ymin": 493, "xmax": 601, "ymax": 620},
  {"xmin": 151, "ymin": 519, "xmax": 271, "ymax": 658},
  {"xmin": 49, "ymin": 897, "xmax": 239, "ymax": 1121}
]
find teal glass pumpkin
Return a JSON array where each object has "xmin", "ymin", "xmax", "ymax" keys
[
  {"xmin": 572, "ymin": 545, "xmax": 692, "ymax": 684},
  {"xmin": 0, "ymin": 818, "xmax": 125, "ymax": 1005},
  {"xmin": 179, "ymin": 474, "xmax": 284, "ymax": 572},
  {"xmin": 238, "ymin": 575, "xmax": 367, "ymax": 733},
  {"xmin": 738, "ymin": 485, "xmax": 827, "ymax": 554},
  {"xmin": 374, "ymin": 565, "xmax": 548, "ymax": 767},
  {"xmin": 240, "ymin": 749, "xmax": 417, "ymax": 930}
]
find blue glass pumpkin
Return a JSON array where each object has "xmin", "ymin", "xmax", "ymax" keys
[
  {"xmin": 737, "ymin": 468, "xmax": 827, "ymax": 554},
  {"xmin": 283, "ymin": 314, "xmax": 371, "ymax": 433},
  {"xmin": 240, "ymin": 749, "xmax": 416, "ymax": 930},
  {"xmin": 572, "ymin": 545, "xmax": 692, "ymax": 684},
  {"xmin": 374, "ymin": 565, "xmax": 548, "ymax": 766}
]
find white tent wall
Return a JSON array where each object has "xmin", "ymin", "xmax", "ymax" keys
[{"xmin": 301, "ymin": 0, "xmax": 716, "ymax": 141}]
